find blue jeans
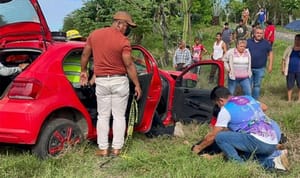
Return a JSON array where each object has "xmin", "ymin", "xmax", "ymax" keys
[
  {"xmin": 251, "ymin": 68, "xmax": 265, "ymax": 100},
  {"xmin": 228, "ymin": 77, "xmax": 251, "ymax": 96},
  {"xmin": 215, "ymin": 131, "xmax": 277, "ymax": 169}
]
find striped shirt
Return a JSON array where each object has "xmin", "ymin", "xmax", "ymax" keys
[
  {"xmin": 173, "ymin": 48, "xmax": 192, "ymax": 67},
  {"xmin": 232, "ymin": 48, "xmax": 250, "ymax": 78}
]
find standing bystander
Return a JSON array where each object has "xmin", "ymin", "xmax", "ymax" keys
[
  {"xmin": 191, "ymin": 37, "xmax": 207, "ymax": 73},
  {"xmin": 234, "ymin": 19, "xmax": 249, "ymax": 42},
  {"xmin": 221, "ymin": 22, "xmax": 233, "ymax": 50},
  {"xmin": 250, "ymin": 22, "xmax": 260, "ymax": 39},
  {"xmin": 80, "ymin": 11, "xmax": 142, "ymax": 157},
  {"xmin": 256, "ymin": 8, "xmax": 267, "ymax": 29},
  {"xmin": 281, "ymin": 34, "xmax": 300, "ymax": 102},
  {"xmin": 222, "ymin": 39, "xmax": 252, "ymax": 96},
  {"xmin": 247, "ymin": 27, "xmax": 273, "ymax": 100},
  {"xmin": 242, "ymin": 7, "xmax": 250, "ymax": 26},
  {"xmin": 264, "ymin": 20, "xmax": 276, "ymax": 46},
  {"xmin": 173, "ymin": 40, "xmax": 192, "ymax": 71},
  {"xmin": 209, "ymin": 32, "xmax": 227, "ymax": 83},
  {"xmin": 192, "ymin": 37, "xmax": 208, "ymax": 63}
]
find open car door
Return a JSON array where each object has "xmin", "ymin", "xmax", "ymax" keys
[
  {"xmin": 131, "ymin": 45, "xmax": 162, "ymax": 133},
  {"xmin": 172, "ymin": 60, "xmax": 225, "ymax": 123}
]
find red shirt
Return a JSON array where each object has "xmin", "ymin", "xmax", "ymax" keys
[
  {"xmin": 86, "ymin": 27, "xmax": 132, "ymax": 76},
  {"xmin": 192, "ymin": 44, "xmax": 205, "ymax": 62},
  {"xmin": 264, "ymin": 25, "xmax": 275, "ymax": 43}
]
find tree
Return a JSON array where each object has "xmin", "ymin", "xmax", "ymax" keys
[
  {"xmin": 190, "ymin": 0, "xmax": 212, "ymax": 25},
  {"xmin": 281, "ymin": 0, "xmax": 300, "ymax": 22},
  {"xmin": 62, "ymin": 0, "xmax": 214, "ymax": 67},
  {"xmin": 212, "ymin": 0, "xmax": 222, "ymax": 25},
  {"xmin": 226, "ymin": 0, "xmax": 244, "ymax": 23},
  {"xmin": 223, "ymin": 4, "xmax": 232, "ymax": 23},
  {"xmin": 62, "ymin": 0, "xmax": 175, "ymax": 65},
  {"xmin": 182, "ymin": 0, "xmax": 192, "ymax": 43}
]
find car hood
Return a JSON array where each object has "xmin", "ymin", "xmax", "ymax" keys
[{"xmin": 0, "ymin": 0, "xmax": 51, "ymax": 48}]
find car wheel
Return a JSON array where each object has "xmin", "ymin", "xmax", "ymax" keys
[{"xmin": 32, "ymin": 118, "xmax": 83, "ymax": 159}]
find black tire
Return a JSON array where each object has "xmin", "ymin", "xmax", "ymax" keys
[{"xmin": 32, "ymin": 118, "xmax": 83, "ymax": 159}]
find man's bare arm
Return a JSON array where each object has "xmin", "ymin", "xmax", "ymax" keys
[
  {"xmin": 192, "ymin": 126, "xmax": 225, "ymax": 154},
  {"xmin": 80, "ymin": 45, "xmax": 92, "ymax": 85},
  {"xmin": 267, "ymin": 51, "xmax": 274, "ymax": 73}
]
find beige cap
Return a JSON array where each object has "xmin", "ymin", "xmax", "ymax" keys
[{"xmin": 113, "ymin": 11, "xmax": 137, "ymax": 27}]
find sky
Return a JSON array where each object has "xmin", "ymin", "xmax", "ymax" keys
[{"xmin": 38, "ymin": 0, "xmax": 84, "ymax": 31}]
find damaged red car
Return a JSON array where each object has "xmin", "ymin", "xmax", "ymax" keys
[{"xmin": 0, "ymin": 0, "xmax": 224, "ymax": 158}]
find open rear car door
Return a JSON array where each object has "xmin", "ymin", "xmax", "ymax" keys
[{"xmin": 131, "ymin": 45, "xmax": 162, "ymax": 133}]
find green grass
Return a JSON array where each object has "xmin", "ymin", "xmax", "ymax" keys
[{"xmin": 1, "ymin": 27, "xmax": 300, "ymax": 178}]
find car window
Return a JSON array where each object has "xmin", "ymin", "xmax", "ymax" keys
[
  {"xmin": 180, "ymin": 64, "xmax": 220, "ymax": 90},
  {"xmin": 131, "ymin": 50, "xmax": 147, "ymax": 75},
  {"xmin": 63, "ymin": 50, "xmax": 94, "ymax": 87},
  {"xmin": 0, "ymin": 0, "xmax": 39, "ymax": 26},
  {"xmin": 0, "ymin": 51, "xmax": 40, "ymax": 66}
]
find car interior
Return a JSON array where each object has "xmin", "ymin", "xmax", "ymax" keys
[
  {"xmin": 63, "ymin": 49, "xmax": 155, "ymax": 128},
  {"xmin": 172, "ymin": 64, "xmax": 220, "ymax": 124},
  {"xmin": 62, "ymin": 50, "xmax": 97, "ymax": 124},
  {"xmin": 0, "ymin": 50, "xmax": 40, "ymax": 97}
]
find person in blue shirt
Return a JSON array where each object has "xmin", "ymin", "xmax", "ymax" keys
[
  {"xmin": 192, "ymin": 86, "xmax": 290, "ymax": 171},
  {"xmin": 256, "ymin": 8, "xmax": 266, "ymax": 29},
  {"xmin": 247, "ymin": 27, "xmax": 273, "ymax": 100},
  {"xmin": 281, "ymin": 34, "xmax": 300, "ymax": 102}
]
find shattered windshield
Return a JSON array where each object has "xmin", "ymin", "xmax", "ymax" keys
[{"xmin": 0, "ymin": 0, "xmax": 39, "ymax": 26}]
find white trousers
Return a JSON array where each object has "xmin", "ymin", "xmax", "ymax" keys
[{"xmin": 95, "ymin": 76, "xmax": 129, "ymax": 150}]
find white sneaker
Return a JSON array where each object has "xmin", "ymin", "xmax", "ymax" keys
[
  {"xmin": 273, "ymin": 149, "xmax": 290, "ymax": 171},
  {"xmin": 173, "ymin": 122, "xmax": 184, "ymax": 137}
]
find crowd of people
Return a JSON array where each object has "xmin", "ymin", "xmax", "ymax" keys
[
  {"xmin": 171, "ymin": 6, "xmax": 282, "ymax": 101},
  {"xmin": 171, "ymin": 7, "xmax": 297, "ymax": 172},
  {"xmin": 56, "ymin": 7, "xmax": 296, "ymax": 173}
]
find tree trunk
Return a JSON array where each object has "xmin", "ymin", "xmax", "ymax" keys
[
  {"xmin": 273, "ymin": 11, "xmax": 277, "ymax": 25},
  {"xmin": 182, "ymin": 0, "xmax": 191, "ymax": 43},
  {"xmin": 159, "ymin": 3, "xmax": 170, "ymax": 66},
  {"xmin": 289, "ymin": 14, "xmax": 293, "ymax": 23},
  {"xmin": 212, "ymin": 16, "xmax": 219, "ymax": 25},
  {"xmin": 226, "ymin": 14, "xmax": 229, "ymax": 23}
]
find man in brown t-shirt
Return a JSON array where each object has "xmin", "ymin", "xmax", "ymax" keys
[{"xmin": 80, "ymin": 11, "xmax": 142, "ymax": 157}]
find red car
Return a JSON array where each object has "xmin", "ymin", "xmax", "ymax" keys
[{"xmin": 0, "ymin": 0, "xmax": 224, "ymax": 158}]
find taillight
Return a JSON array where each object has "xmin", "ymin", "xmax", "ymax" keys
[{"xmin": 8, "ymin": 78, "xmax": 42, "ymax": 100}]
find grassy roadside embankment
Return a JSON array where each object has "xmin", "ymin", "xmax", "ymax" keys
[{"xmin": 0, "ymin": 26, "xmax": 300, "ymax": 178}]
